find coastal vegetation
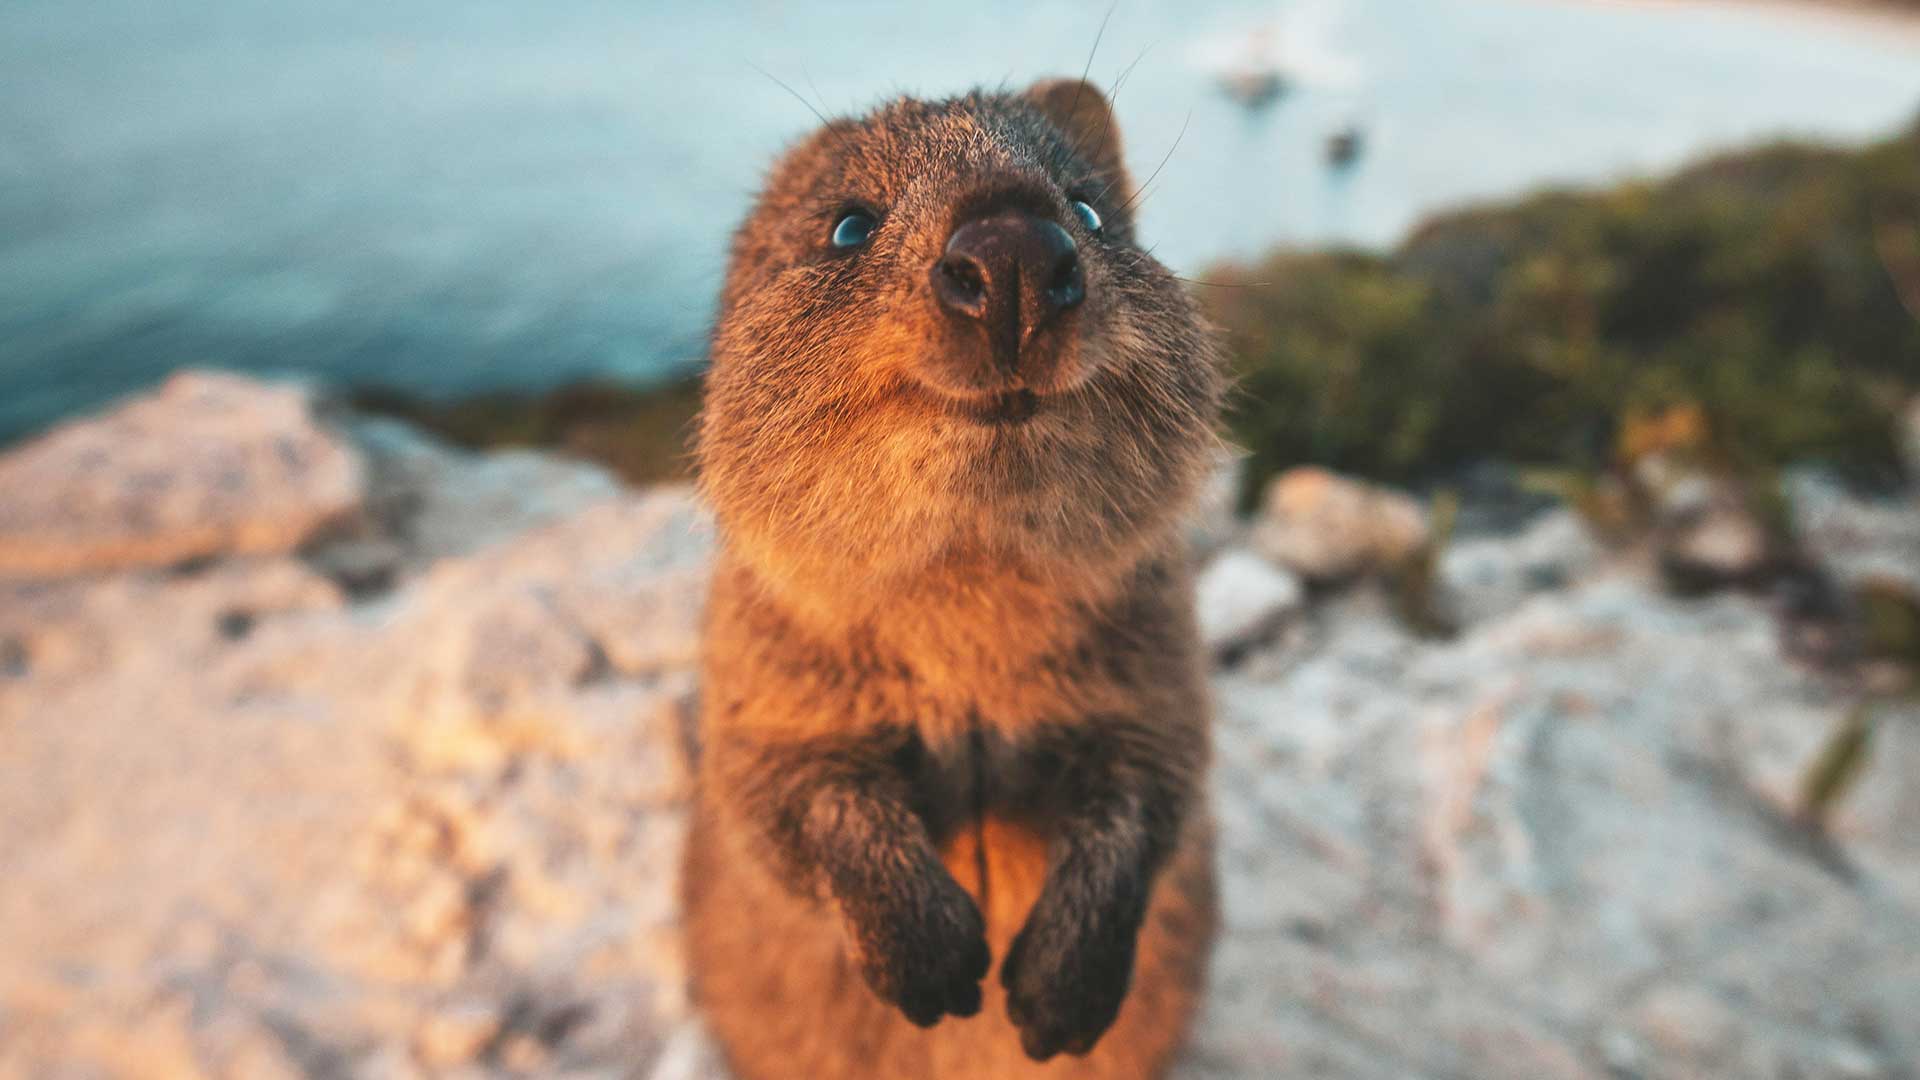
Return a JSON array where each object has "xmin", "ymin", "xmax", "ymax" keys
[{"xmin": 1207, "ymin": 114, "xmax": 1920, "ymax": 501}]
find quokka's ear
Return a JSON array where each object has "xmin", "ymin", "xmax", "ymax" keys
[{"xmin": 1026, "ymin": 78, "xmax": 1128, "ymax": 192}]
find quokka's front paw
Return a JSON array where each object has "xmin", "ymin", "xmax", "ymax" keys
[
  {"xmin": 1001, "ymin": 877, "xmax": 1147, "ymax": 1061},
  {"xmin": 842, "ymin": 862, "xmax": 991, "ymax": 1027}
]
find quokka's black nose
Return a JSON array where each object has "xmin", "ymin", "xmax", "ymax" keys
[{"xmin": 930, "ymin": 211, "xmax": 1084, "ymax": 367}]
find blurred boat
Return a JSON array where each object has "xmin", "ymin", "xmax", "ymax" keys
[
  {"xmin": 1192, "ymin": 3, "xmax": 1368, "ymax": 113},
  {"xmin": 1221, "ymin": 68, "xmax": 1290, "ymax": 109},
  {"xmin": 1326, "ymin": 124, "xmax": 1365, "ymax": 168},
  {"xmin": 1214, "ymin": 25, "xmax": 1291, "ymax": 110}
]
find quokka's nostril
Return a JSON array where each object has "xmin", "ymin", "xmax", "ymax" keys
[
  {"xmin": 942, "ymin": 257, "xmax": 986, "ymax": 301},
  {"xmin": 931, "ymin": 253, "xmax": 992, "ymax": 320},
  {"xmin": 1049, "ymin": 250, "xmax": 1085, "ymax": 308}
]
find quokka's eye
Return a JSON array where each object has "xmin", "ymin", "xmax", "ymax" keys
[
  {"xmin": 1070, "ymin": 199, "xmax": 1103, "ymax": 234},
  {"xmin": 830, "ymin": 210, "xmax": 877, "ymax": 249}
]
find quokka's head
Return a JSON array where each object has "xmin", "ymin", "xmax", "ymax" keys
[{"xmin": 700, "ymin": 80, "xmax": 1224, "ymax": 595}]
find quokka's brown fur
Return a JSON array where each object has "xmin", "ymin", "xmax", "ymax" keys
[{"xmin": 683, "ymin": 78, "xmax": 1226, "ymax": 1079}]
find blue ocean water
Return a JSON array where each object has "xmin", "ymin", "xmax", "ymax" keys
[{"xmin": 2, "ymin": 0, "xmax": 1918, "ymax": 442}]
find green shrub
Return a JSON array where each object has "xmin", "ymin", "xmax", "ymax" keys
[{"xmin": 1207, "ymin": 116, "xmax": 1920, "ymax": 503}]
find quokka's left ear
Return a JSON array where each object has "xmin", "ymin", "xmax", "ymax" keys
[{"xmin": 1025, "ymin": 79, "xmax": 1129, "ymax": 196}]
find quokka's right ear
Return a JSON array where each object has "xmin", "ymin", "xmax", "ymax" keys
[{"xmin": 1025, "ymin": 79, "xmax": 1128, "ymax": 196}]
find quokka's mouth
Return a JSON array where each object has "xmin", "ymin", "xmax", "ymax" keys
[{"xmin": 957, "ymin": 389, "xmax": 1039, "ymax": 426}]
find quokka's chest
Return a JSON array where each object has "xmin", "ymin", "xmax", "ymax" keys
[{"xmin": 895, "ymin": 714, "xmax": 1062, "ymax": 831}]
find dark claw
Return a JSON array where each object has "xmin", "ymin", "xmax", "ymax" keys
[
  {"xmin": 950, "ymin": 979, "xmax": 982, "ymax": 1018},
  {"xmin": 902, "ymin": 995, "xmax": 942, "ymax": 1028},
  {"xmin": 844, "ymin": 860, "xmax": 990, "ymax": 1028},
  {"xmin": 1001, "ymin": 873, "xmax": 1145, "ymax": 1062},
  {"xmin": 1020, "ymin": 1024, "xmax": 1059, "ymax": 1062}
]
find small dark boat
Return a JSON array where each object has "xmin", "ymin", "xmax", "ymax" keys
[
  {"xmin": 1221, "ymin": 69, "xmax": 1289, "ymax": 110},
  {"xmin": 1326, "ymin": 125, "xmax": 1365, "ymax": 168},
  {"xmin": 1215, "ymin": 25, "xmax": 1290, "ymax": 111}
]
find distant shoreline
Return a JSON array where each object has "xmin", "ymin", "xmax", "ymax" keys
[{"xmin": 1547, "ymin": 0, "xmax": 1920, "ymax": 42}]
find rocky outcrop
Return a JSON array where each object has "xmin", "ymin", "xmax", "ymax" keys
[
  {"xmin": 0, "ymin": 485, "xmax": 712, "ymax": 1079},
  {"xmin": 1195, "ymin": 549, "xmax": 1305, "ymax": 658},
  {"xmin": 1438, "ymin": 508, "xmax": 1606, "ymax": 627},
  {"xmin": 1195, "ymin": 582, "xmax": 1920, "ymax": 1080},
  {"xmin": 0, "ymin": 375, "xmax": 710, "ymax": 1078},
  {"xmin": 3, "ymin": 374, "xmax": 1918, "ymax": 1079},
  {"xmin": 1786, "ymin": 467, "xmax": 1920, "ymax": 597},
  {"xmin": 1642, "ymin": 463, "xmax": 1777, "ymax": 590},
  {"xmin": 1250, "ymin": 467, "xmax": 1430, "ymax": 582},
  {"xmin": 0, "ymin": 372, "xmax": 363, "ymax": 579},
  {"xmin": 315, "ymin": 416, "xmax": 626, "ymax": 588}
]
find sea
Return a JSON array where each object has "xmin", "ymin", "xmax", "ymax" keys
[{"xmin": 3, "ymin": 0, "xmax": 1919, "ymax": 442}]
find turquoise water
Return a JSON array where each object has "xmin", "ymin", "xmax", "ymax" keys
[{"xmin": 3, "ymin": 0, "xmax": 1918, "ymax": 442}]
